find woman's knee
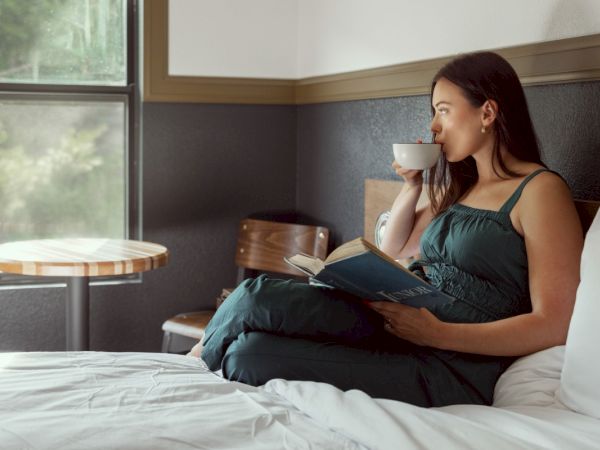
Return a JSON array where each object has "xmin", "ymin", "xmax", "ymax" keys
[
  {"xmin": 223, "ymin": 275, "xmax": 287, "ymax": 312},
  {"xmin": 221, "ymin": 332, "xmax": 287, "ymax": 386}
]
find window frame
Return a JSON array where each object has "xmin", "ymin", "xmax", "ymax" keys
[{"xmin": 0, "ymin": 0, "xmax": 141, "ymax": 288}]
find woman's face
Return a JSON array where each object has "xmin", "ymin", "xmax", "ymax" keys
[{"xmin": 430, "ymin": 77, "xmax": 489, "ymax": 162}]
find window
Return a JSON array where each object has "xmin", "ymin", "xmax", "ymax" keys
[{"xmin": 0, "ymin": 0, "xmax": 138, "ymax": 285}]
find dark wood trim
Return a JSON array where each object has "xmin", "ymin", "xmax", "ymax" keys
[
  {"xmin": 144, "ymin": 0, "xmax": 600, "ymax": 104},
  {"xmin": 143, "ymin": 0, "xmax": 295, "ymax": 104}
]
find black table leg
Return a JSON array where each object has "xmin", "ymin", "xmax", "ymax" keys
[{"xmin": 66, "ymin": 276, "xmax": 90, "ymax": 351}]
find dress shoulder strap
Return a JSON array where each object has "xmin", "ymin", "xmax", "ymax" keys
[{"xmin": 499, "ymin": 168, "xmax": 554, "ymax": 213}]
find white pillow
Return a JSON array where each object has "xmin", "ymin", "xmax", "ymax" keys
[{"xmin": 559, "ymin": 208, "xmax": 600, "ymax": 418}]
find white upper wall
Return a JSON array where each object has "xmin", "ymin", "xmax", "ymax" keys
[
  {"xmin": 168, "ymin": 0, "xmax": 600, "ymax": 79},
  {"xmin": 297, "ymin": 0, "xmax": 600, "ymax": 77},
  {"xmin": 169, "ymin": 0, "xmax": 298, "ymax": 79}
]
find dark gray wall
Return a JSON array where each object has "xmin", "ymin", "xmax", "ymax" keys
[
  {"xmin": 1, "ymin": 81, "xmax": 599, "ymax": 352},
  {"xmin": 0, "ymin": 103, "xmax": 297, "ymax": 352},
  {"xmin": 297, "ymin": 81, "xmax": 600, "ymax": 246}
]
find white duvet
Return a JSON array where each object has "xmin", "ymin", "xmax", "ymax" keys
[
  {"xmin": 0, "ymin": 352, "xmax": 360, "ymax": 450},
  {"xmin": 266, "ymin": 346, "xmax": 600, "ymax": 449},
  {"xmin": 1, "ymin": 347, "xmax": 598, "ymax": 449}
]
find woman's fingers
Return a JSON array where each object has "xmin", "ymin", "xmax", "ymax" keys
[{"xmin": 392, "ymin": 161, "xmax": 423, "ymax": 178}]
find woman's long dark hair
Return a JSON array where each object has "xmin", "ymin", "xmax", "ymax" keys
[{"xmin": 427, "ymin": 51, "xmax": 544, "ymax": 215}]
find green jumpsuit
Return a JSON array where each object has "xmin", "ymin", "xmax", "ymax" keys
[{"xmin": 201, "ymin": 169, "xmax": 554, "ymax": 407}]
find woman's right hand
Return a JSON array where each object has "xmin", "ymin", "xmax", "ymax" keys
[{"xmin": 391, "ymin": 139, "xmax": 424, "ymax": 187}]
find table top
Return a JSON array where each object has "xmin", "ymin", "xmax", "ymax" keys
[{"xmin": 0, "ymin": 238, "xmax": 169, "ymax": 277}]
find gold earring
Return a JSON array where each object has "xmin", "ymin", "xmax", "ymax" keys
[{"xmin": 481, "ymin": 126, "xmax": 486, "ymax": 134}]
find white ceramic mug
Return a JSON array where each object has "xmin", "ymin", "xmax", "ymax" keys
[{"xmin": 392, "ymin": 143, "xmax": 441, "ymax": 170}]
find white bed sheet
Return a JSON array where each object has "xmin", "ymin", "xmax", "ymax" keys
[
  {"xmin": 2, "ymin": 347, "xmax": 598, "ymax": 450},
  {"xmin": 265, "ymin": 346, "xmax": 600, "ymax": 450},
  {"xmin": 0, "ymin": 351, "xmax": 361, "ymax": 450}
]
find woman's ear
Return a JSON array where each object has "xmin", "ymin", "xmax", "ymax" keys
[{"xmin": 481, "ymin": 99, "xmax": 498, "ymax": 127}]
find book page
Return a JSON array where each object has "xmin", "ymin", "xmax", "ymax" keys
[
  {"xmin": 284, "ymin": 254, "xmax": 325, "ymax": 276},
  {"xmin": 325, "ymin": 238, "xmax": 368, "ymax": 264},
  {"xmin": 325, "ymin": 237, "xmax": 425, "ymax": 281}
]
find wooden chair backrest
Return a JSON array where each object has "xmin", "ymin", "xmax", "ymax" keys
[
  {"xmin": 364, "ymin": 178, "xmax": 600, "ymax": 244},
  {"xmin": 235, "ymin": 218, "xmax": 330, "ymax": 277}
]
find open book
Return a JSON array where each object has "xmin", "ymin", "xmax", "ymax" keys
[{"xmin": 284, "ymin": 237, "xmax": 454, "ymax": 308}]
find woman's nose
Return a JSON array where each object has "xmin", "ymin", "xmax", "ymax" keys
[{"xmin": 430, "ymin": 117, "xmax": 440, "ymax": 135}]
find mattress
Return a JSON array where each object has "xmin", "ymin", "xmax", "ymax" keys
[
  {"xmin": 0, "ymin": 351, "xmax": 361, "ymax": 449},
  {"xmin": 1, "ymin": 346, "xmax": 598, "ymax": 449},
  {"xmin": 266, "ymin": 346, "xmax": 600, "ymax": 449}
]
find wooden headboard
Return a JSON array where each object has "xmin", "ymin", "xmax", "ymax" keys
[{"xmin": 364, "ymin": 178, "xmax": 600, "ymax": 244}]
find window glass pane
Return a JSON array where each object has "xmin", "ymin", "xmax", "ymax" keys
[
  {"xmin": 0, "ymin": 95, "xmax": 126, "ymax": 241},
  {"xmin": 0, "ymin": 0, "xmax": 126, "ymax": 85}
]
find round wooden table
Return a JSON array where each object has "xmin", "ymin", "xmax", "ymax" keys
[{"xmin": 0, "ymin": 238, "xmax": 169, "ymax": 351}]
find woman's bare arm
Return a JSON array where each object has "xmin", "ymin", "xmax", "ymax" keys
[
  {"xmin": 371, "ymin": 172, "xmax": 584, "ymax": 356},
  {"xmin": 380, "ymin": 162, "xmax": 434, "ymax": 260},
  {"xmin": 435, "ymin": 172, "xmax": 583, "ymax": 355}
]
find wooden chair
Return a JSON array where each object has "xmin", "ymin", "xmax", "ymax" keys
[{"xmin": 161, "ymin": 218, "xmax": 330, "ymax": 353}]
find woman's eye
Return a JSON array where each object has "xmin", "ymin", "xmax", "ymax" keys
[{"xmin": 438, "ymin": 108, "xmax": 448, "ymax": 115}]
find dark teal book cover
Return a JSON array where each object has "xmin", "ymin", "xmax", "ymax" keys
[{"xmin": 313, "ymin": 252, "xmax": 454, "ymax": 309}]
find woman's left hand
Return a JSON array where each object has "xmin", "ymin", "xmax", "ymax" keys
[{"xmin": 367, "ymin": 301, "xmax": 446, "ymax": 347}]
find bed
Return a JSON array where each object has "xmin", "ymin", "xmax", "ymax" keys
[
  {"xmin": 1, "ymin": 345, "xmax": 599, "ymax": 449},
  {"xmin": 2, "ymin": 183, "xmax": 600, "ymax": 449}
]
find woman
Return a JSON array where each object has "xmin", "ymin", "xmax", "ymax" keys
[{"xmin": 195, "ymin": 52, "xmax": 583, "ymax": 407}]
